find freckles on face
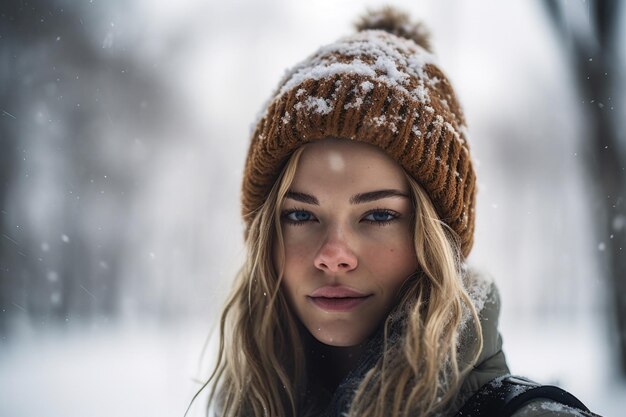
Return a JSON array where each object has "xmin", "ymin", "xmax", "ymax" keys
[
  {"xmin": 277, "ymin": 138, "xmax": 419, "ymax": 348},
  {"xmin": 356, "ymin": 228, "xmax": 415, "ymax": 294}
]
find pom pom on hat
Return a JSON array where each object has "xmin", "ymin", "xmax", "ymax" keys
[{"xmin": 354, "ymin": 6, "xmax": 432, "ymax": 52}]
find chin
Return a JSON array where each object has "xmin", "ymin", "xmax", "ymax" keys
[
  {"xmin": 311, "ymin": 327, "xmax": 369, "ymax": 347},
  {"xmin": 319, "ymin": 337, "xmax": 357, "ymax": 347}
]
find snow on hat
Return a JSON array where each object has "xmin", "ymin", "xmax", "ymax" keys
[{"xmin": 241, "ymin": 6, "xmax": 476, "ymax": 257}]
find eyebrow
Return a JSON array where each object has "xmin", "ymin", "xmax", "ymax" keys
[
  {"xmin": 350, "ymin": 189, "xmax": 409, "ymax": 204},
  {"xmin": 284, "ymin": 191, "xmax": 319, "ymax": 205},
  {"xmin": 284, "ymin": 189, "xmax": 409, "ymax": 205}
]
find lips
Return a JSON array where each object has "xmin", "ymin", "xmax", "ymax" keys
[{"xmin": 308, "ymin": 286, "xmax": 372, "ymax": 312}]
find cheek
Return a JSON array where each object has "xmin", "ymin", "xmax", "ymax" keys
[
  {"xmin": 283, "ymin": 237, "xmax": 314, "ymax": 267},
  {"xmin": 280, "ymin": 233, "xmax": 317, "ymax": 290},
  {"xmin": 276, "ymin": 228, "xmax": 313, "ymax": 269},
  {"xmin": 366, "ymin": 244, "xmax": 416, "ymax": 271},
  {"xmin": 362, "ymin": 231, "xmax": 417, "ymax": 282}
]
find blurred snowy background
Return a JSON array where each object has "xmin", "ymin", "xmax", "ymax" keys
[{"xmin": 1, "ymin": 0, "xmax": 625, "ymax": 416}]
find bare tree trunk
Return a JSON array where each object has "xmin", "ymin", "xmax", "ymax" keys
[
  {"xmin": 0, "ymin": 1, "xmax": 25, "ymax": 332},
  {"xmin": 543, "ymin": 0, "xmax": 626, "ymax": 374}
]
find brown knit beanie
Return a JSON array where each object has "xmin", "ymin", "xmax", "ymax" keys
[{"xmin": 242, "ymin": 7, "xmax": 476, "ymax": 257}]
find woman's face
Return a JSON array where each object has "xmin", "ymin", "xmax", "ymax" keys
[{"xmin": 275, "ymin": 138, "xmax": 419, "ymax": 347}]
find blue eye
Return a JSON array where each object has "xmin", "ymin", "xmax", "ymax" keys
[
  {"xmin": 363, "ymin": 210, "xmax": 398, "ymax": 224},
  {"xmin": 283, "ymin": 209, "xmax": 315, "ymax": 224}
]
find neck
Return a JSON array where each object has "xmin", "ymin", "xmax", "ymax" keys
[{"xmin": 307, "ymin": 336, "xmax": 366, "ymax": 393}]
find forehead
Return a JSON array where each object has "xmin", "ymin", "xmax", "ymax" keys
[{"xmin": 291, "ymin": 139, "xmax": 409, "ymax": 192}]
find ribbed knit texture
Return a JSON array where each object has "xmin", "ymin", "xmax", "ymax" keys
[{"xmin": 242, "ymin": 29, "xmax": 476, "ymax": 257}]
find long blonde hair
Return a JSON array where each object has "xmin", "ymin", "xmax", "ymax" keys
[{"xmin": 195, "ymin": 144, "xmax": 483, "ymax": 417}]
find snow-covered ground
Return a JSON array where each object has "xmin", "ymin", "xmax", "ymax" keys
[
  {"xmin": 0, "ymin": 316, "xmax": 623, "ymax": 417},
  {"xmin": 0, "ymin": 320, "xmax": 212, "ymax": 417}
]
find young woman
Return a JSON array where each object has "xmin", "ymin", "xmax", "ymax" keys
[{"xmin": 195, "ymin": 7, "xmax": 599, "ymax": 417}]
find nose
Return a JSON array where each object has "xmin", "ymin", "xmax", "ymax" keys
[{"xmin": 313, "ymin": 228, "xmax": 358, "ymax": 273}]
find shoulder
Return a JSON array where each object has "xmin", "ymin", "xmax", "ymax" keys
[
  {"xmin": 457, "ymin": 375, "xmax": 600, "ymax": 417},
  {"xmin": 511, "ymin": 399, "xmax": 594, "ymax": 416}
]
